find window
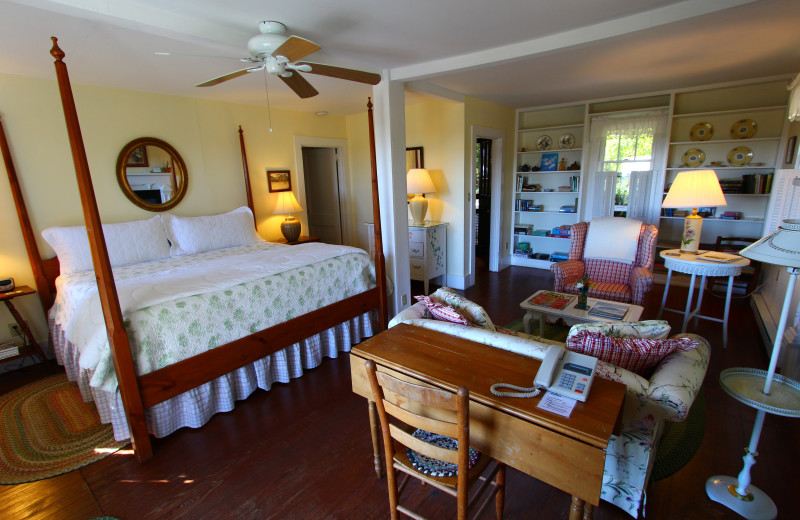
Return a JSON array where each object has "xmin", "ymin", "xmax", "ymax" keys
[{"xmin": 600, "ymin": 131, "xmax": 654, "ymax": 216}]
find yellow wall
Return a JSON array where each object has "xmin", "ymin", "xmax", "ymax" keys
[{"xmin": 0, "ymin": 73, "xmax": 349, "ymax": 345}]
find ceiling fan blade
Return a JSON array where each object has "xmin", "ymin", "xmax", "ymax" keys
[
  {"xmin": 298, "ymin": 62, "xmax": 381, "ymax": 85},
  {"xmin": 273, "ymin": 36, "xmax": 321, "ymax": 63},
  {"xmin": 196, "ymin": 67, "xmax": 254, "ymax": 87},
  {"xmin": 279, "ymin": 72, "xmax": 319, "ymax": 99}
]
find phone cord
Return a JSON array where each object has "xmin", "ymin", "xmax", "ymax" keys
[{"xmin": 490, "ymin": 383, "xmax": 541, "ymax": 398}]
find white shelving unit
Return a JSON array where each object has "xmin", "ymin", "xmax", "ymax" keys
[
  {"xmin": 512, "ymin": 104, "xmax": 587, "ymax": 269},
  {"xmin": 660, "ymin": 80, "xmax": 789, "ymax": 247}
]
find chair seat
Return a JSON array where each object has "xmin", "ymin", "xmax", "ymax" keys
[
  {"xmin": 393, "ymin": 438, "xmax": 495, "ymax": 490},
  {"xmin": 561, "ymin": 282, "xmax": 632, "ymax": 303}
]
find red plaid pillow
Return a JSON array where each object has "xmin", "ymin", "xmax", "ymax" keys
[
  {"xmin": 415, "ymin": 295, "xmax": 469, "ymax": 325},
  {"xmin": 566, "ymin": 330, "xmax": 698, "ymax": 377}
]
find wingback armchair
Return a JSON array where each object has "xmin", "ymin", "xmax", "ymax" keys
[{"xmin": 551, "ymin": 220, "xmax": 658, "ymax": 306}]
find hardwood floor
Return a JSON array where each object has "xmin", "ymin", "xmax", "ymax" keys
[{"xmin": 1, "ymin": 264, "xmax": 798, "ymax": 519}]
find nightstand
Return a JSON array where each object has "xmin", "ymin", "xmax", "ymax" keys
[
  {"xmin": 0, "ymin": 285, "xmax": 49, "ymax": 366},
  {"xmin": 272, "ymin": 236, "xmax": 321, "ymax": 245}
]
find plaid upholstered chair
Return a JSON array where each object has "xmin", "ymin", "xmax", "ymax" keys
[{"xmin": 550, "ymin": 218, "xmax": 658, "ymax": 306}]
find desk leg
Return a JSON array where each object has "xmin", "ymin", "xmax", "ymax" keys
[
  {"xmin": 3, "ymin": 300, "xmax": 49, "ymax": 366},
  {"xmin": 657, "ymin": 269, "xmax": 673, "ymax": 319},
  {"xmin": 368, "ymin": 400, "xmax": 382, "ymax": 478},
  {"xmin": 681, "ymin": 274, "xmax": 697, "ymax": 333},
  {"xmin": 722, "ymin": 275, "xmax": 734, "ymax": 349},
  {"xmin": 569, "ymin": 496, "xmax": 585, "ymax": 520}
]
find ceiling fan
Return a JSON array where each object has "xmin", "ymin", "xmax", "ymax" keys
[{"xmin": 190, "ymin": 20, "xmax": 381, "ymax": 98}]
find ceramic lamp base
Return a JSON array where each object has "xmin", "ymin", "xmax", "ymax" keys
[
  {"xmin": 680, "ymin": 214, "xmax": 703, "ymax": 254},
  {"xmin": 281, "ymin": 217, "xmax": 301, "ymax": 243},
  {"xmin": 409, "ymin": 194, "xmax": 428, "ymax": 226}
]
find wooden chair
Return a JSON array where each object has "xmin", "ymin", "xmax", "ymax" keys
[
  {"xmin": 711, "ymin": 236, "xmax": 761, "ymax": 295},
  {"xmin": 365, "ymin": 360, "xmax": 505, "ymax": 520}
]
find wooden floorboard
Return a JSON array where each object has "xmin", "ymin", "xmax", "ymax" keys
[{"xmin": 1, "ymin": 262, "xmax": 798, "ymax": 519}]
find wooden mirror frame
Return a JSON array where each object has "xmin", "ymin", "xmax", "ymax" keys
[
  {"xmin": 116, "ymin": 137, "xmax": 188, "ymax": 211},
  {"xmin": 406, "ymin": 146, "xmax": 424, "ymax": 171}
]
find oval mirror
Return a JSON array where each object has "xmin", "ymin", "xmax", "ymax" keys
[{"xmin": 116, "ymin": 137, "xmax": 188, "ymax": 211}]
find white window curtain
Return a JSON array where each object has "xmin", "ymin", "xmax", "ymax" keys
[
  {"xmin": 627, "ymin": 170, "xmax": 653, "ymax": 222},
  {"xmin": 585, "ymin": 112, "xmax": 668, "ymax": 222},
  {"xmin": 788, "ymin": 72, "xmax": 800, "ymax": 122}
]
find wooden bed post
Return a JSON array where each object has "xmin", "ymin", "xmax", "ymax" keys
[
  {"xmin": 0, "ymin": 114, "xmax": 53, "ymax": 319},
  {"xmin": 238, "ymin": 126, "xmax": 256, "ymax": 227},
  {"xmin": 50, "ymin": 37, "xmax": 152, "ymax": 461},
  {"xmin": 367, "ymin": 98, "xmax": 389, "ymax": 330}
]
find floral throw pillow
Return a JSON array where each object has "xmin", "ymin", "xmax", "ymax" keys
[
  {"xmin": 566, "ymin": 330, "xmax": 698, "ymax": 377},
  {"xmin": 414, "ymin": 295, "xmax": 469, "ymax": 325},
  {"xmin": 429, "ymin": 287, "xmax": 496, "ymax": 331},
  {"xmin": 567, "ymin": 320, "xmax": 671, "ymax": 341}
]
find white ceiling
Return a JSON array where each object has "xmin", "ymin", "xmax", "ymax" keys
[{"xmin": 1, "ymin": 0, "xmax": 799, "ymax": 115}]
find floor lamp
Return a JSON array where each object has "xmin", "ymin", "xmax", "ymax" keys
[{"xmin": 706, "ymin": 218, "xmax": 800, "ymax": 520}]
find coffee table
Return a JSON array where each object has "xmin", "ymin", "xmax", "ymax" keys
[{"xmin": 520, "ymin": 290, "xmax": 644, "ymax": 335}]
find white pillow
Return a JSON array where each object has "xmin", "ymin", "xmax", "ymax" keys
[
  {"xmin": 161, "ymin": 206, "xmax": 263, "ymax": 256},
  {"xmin": 583, "ymin": 217, "xmax": 641, "ymax": 265},
  {"xmin": 42, "ymin": 216, "xmax": 171, "ymax": 275}
]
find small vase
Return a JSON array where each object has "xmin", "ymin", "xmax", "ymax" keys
[{"xmin": 576, "ymin": 290, "xmax": 588, "ymax": 310}]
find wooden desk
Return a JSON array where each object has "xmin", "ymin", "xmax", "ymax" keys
[{"xmin": 350, "ymin": 324, "xmax": 625, "ymax": 519}]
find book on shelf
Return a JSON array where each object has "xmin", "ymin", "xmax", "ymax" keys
[
  {"xmin": 697, "ymin": 251, "xmax": 741, "ymax": 263},
  {"xmin": 528, "ymin": 291, "xmax": 574, "ymax": 310},
  {"xmin": 587, "ymin": 302, "xmax": 629, "ymax": 320}
]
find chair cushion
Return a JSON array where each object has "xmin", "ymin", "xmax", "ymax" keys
[
  {"xmin": 584, "ymin": 217, "xmax": 641, "ymax": 264},
  {"xmin": 566, "ymin": 330, "xmax": 699, "ymax": 377},
  {"xmin": 561, "ymin": 282, "xmax": 631, "ymax": 303},
  {"xmin": 414, "ymin": 295, "xmax": 469, "ymax": 325}
]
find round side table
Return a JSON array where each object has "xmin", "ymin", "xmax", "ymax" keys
[{"xmin": 656, "ymin": 249, "xmax": 749, "ymax": 348}]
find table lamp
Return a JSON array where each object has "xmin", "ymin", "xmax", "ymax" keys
[
  {"xmin": 661, "ymin": 169, "xmax": 727, "ymax": 253},
  {"xmin": 407, "ymin": 168, "xmax": 436, "ymax": 226},
  {"xmin": 273, "ymin": 191, "xmax": 303, "ymax": 243},
  {"xmin": 706, "ymin": 217, "xmax": 800, "ymax": 520}
]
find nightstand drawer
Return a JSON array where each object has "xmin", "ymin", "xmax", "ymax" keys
[
  {"xmin": 409, "ymin": 241, "xmax": 424, "ymax": 258},
  {"xmin": 409, "ymin": 229, "xmax": 425, "ymax": 242},
  {"xmin": 409, "ymin": 259, "xmax": 425, "ymax": 276}
]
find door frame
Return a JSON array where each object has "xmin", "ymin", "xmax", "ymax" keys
[
  {"xmin": 293, "ymin": 136, "xmax": 352, "ymax": 245},
  {"xmin": 469, "ymin": 126, "xmax": 505, "ymax": 278}
]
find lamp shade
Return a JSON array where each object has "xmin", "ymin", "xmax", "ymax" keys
[
  {"xmin": 272, "ymin": 191, "xmax": 303, "ymax": 215},
  {"xmin": 407, "ymin": 168, "xmax": 436, "ymax": 195},
  {"xmin": 661, "ymin": 169, "xmax": 727, "ymax": 208},
  {"xmin": 739, "ymin": 219, "xmax": 800, "ymax": 267}
]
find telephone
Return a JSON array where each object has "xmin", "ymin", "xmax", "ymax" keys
[{"xmin": 490, "ymin": 346, "xmax": 598, "ymax": 402}]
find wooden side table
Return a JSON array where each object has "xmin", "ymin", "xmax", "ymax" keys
[
  {"xmin": 271, "ymin": 236, "xmax": 321, "ymax": 245},
  {"xmin": 0, "ymin": 285, "xmax": 49, "ymax": 366}
]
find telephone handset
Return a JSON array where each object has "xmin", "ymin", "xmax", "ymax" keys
[{"xmin": 490, "ymin": 346, "xmax": 598, "ymax": 402}]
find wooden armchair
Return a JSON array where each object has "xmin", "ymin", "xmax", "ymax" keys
[
  {"xmin": 551, "ymin": 220, "xmax": 658, "ymax": 305},
  {"xmin": 366, "ymin": 359, "xmax": 505, "ymax": 520}
]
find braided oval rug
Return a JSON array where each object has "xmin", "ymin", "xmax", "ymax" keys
[{"xmin": 0, "ymin": 374, "xmax": 128, "ymax": 484}]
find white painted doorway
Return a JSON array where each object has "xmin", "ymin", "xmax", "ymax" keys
[
  {"xmin": 469, "ymin": 126, "xmax": 505, "ymax": 282},
  {"xmin": 293, "ymin": 136, "xmax": 352, "ymax": 245}
]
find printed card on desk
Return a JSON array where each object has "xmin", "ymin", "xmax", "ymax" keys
[{"xmin": 537, "ymin": 392, "xmax": 576, "ymax": 417}]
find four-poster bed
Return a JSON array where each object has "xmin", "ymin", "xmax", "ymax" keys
[{"xmin": 2, "ymin": 37, "xmax": 388, "ymax": 462}]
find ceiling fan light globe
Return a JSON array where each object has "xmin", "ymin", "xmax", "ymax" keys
[
  {"xmin": 247, "ymin": 33, "xmax": 288, "ymax": 58},
  {"xmin": 266, "ymin": 59, "xmax": 285, "ymax": 74}
]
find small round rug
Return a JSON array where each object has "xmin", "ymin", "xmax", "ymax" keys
[
  {"xmin": 0, "ymin": 374, "xmax": 128, "ymax": 484},
  {"xmin": 651, "ymin": 388, "xmax": 706, "ymax": 481}
]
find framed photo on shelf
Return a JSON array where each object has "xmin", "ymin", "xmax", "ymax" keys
[
  {"xmin": 541, "ymin": 153, "xmax": 558, "ymax": 171},
  {"xmin": 786, "ymin": 135, "xmax": 797, "ymax": 165},
  {"xmin": 126, "ymin": 145, "xmax": 148, "ymax": 167},
  {"xmin": 267, "ymin": 170, "xmax": 291, "ymax": 193}
]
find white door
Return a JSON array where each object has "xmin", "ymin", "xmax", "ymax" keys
[{"xmin": 302, "ymin": 147, "xmax": 343, "ymax": 244}]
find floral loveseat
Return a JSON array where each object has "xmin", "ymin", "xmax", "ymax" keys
[{"xmin": 391, "ymin": 288, "xmax": 710, "ymax": 517}]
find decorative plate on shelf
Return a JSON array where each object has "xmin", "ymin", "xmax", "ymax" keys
[
  {"xmin": 537, "ymin": 135, "xmax": 552, "ymax": 150},
  {"xmin": 681, "ymin": 148, "xmax": 706, "ymax": 167},
  {"xmin": 728, "ymin": 146, "xmax": 754, "ymax": 166},
  {"xmin": 730, "ymin": 119, "xmax": 757, "ymax": 139},
  {"xmin": 559, "ymin": 133, "xmax": 575, "ymax": 149},
  {"xmin": 690, "ymin": 122, "xmax": 714, "ymax": 141}
]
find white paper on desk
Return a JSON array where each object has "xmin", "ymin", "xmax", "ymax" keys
[{"xmin": 537, "ymin": 392, "xmax": 577, "ymax": 417}]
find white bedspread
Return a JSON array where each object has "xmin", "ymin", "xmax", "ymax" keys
[{"xmin": 50, "ymin": 242, "xmax": 370, "ymax": 391}]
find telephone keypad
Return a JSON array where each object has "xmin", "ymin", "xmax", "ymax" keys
[{"xmin": 558, "ymin": 373, "xmax": 576, "ymax": 390}]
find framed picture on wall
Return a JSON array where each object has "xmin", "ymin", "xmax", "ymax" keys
[
  {"xmin": 267, "ymin": 170, "xmax": 291, "ymax": 193},
  {"xmin": 786, "ymin": 135, "xmax": 797, "ymax": 165},
  {"xmin": 126, "ymin": 145, "xmax": 148, "ymax": 167}
]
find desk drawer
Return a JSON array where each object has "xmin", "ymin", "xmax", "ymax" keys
[{"xmin": 409, "ymin": 241, "xmax": 424, "ymax": 258}]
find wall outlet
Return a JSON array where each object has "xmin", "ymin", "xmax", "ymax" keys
[{"xmin": 401, "ymin": 294, "xmax": 408, "ymax": 306}]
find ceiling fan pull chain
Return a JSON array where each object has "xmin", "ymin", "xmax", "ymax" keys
[{"xmin": 262, "ymin": 68, "xmax": 273, "ymax": 133}]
